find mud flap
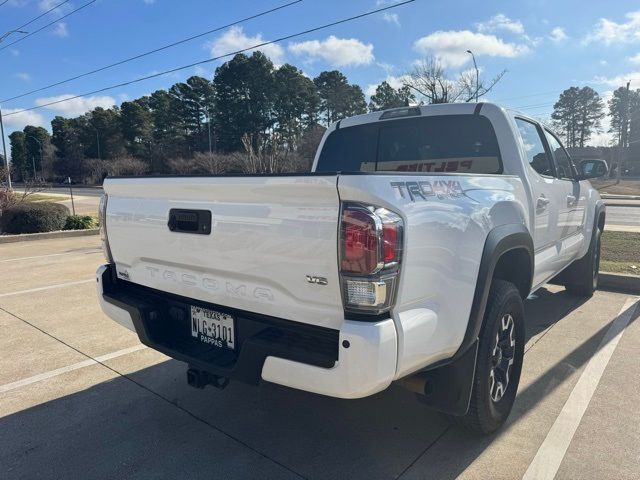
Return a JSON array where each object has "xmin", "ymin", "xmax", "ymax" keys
[{"xmin": 412, "ymin": 340, "xmax": 479, "ymax": 416}]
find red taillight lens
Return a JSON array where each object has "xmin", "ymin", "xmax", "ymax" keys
[
  {"xmin": 340, "ymin": 204, "xmax": 403, "ymax": 315},
  {"xmin": 382, "ymin": 223, "xmax": 398, "ymax": 264},
  {"xmin": 341, "ymin": 209, "xmax": 379, "ymax": 274}
]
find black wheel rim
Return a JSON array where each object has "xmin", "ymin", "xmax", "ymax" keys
[{"xmin": 489, "ymin": 313, "xmax": 516, "ymax": 403}]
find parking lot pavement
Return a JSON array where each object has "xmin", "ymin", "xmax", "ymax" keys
[{"xmin": 1, "ymin": 236, "xmax": 639, "ymax": 480}]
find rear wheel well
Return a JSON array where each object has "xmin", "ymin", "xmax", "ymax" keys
[{"xmin": 492, "ymin": 248, "xmax": 531, "ymax": 299}]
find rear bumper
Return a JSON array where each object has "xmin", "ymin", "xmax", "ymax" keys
[{"xmin": 96, "ymin": 264, "xmax": 397, "ymax": 399}]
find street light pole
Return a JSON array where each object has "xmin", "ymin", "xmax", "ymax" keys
[
  {"xmin": 95, "ymin": 129, "xmax": 101, "ymax": 160},
  {"xmin": 466, "ymin": 50, "xmax": 479, "ymax": 102},
  {"xmin": 25, "ymin": 135, "xmax": 43, "ymax": 179},
  {"xmin": 207, "ymin": 112, "xmax": 212, "ymax": 155},
  {"xmin": 0, "ymin": 28, "xmax": 28, "ymax": 189},
  {"xmin": 0, "ymin": 29, "xmax": 28, "ymax": 43},
  {"xmin": 0, "ymin": 105, "xmax": 12, "ymax": 189},
  {"xmin": 617, "ymin": 80, "xmax": 631, "ymax": 184}
]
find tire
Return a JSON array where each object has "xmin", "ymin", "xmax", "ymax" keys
[
  {"xmin": 450, "ymin": 280, "xmax": 525, "ymax": 434},
  {"xmin": 564, "ymin": 227, "xmax": 601, "ymax": 297}
]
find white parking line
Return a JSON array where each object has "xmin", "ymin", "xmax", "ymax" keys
[
  {"xmin": 0, "ymin": 279, "xmax": 94, "ymax": 298},
  {"xmin": 0, "ymin": 344, "xmax": 147, "ymax": 394},
  {"xmin": 522, "ymin": 296, "xmax": 639, "ymax": 480},
  {"xmin": 0, "ymin": 249, "xmax": 101, "ymax": 263}
]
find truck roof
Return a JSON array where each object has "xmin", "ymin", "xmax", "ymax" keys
[{"xmin": 333, "ymin": 102, "xmax": 535, "ymax": 130}]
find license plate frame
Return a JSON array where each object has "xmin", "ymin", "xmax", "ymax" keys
[{"xmin": 190, "ymin": 305, "xmax": 235, "ymax": 350}]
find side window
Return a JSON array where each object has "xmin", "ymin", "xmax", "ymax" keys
[
  {"xmin": 545, "ymin": 131, "xmax": 574, "ymax": 180},
  {"xmin": 515, "ymin": 118, "xmax": 553, "ymax": 177}
]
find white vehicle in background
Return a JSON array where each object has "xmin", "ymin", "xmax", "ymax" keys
[{"xmin": 97, "ymin": 103, "xmax": 606, "ymax": 433}]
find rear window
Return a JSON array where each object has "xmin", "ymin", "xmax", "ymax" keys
[{"xmin": 316, "ymin": 114, "xmax": 502, "ymax": 174}]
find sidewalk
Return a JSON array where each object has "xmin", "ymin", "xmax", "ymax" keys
[{"xmin": 604, "ymin": 224, "xmax": 640, "ymax": 233}]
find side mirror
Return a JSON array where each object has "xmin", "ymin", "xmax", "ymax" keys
[{"xmin": 578, "ymin": 159, "xmax": 608, "ymax": 180}]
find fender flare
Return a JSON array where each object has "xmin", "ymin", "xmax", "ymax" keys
[
  {"xmin": 414, "ymin": 223, "xmax": 533, "ymax": 416},
  {"xmin": 459, "ymin": 223, "xmax": 534, "ymax": 359}
]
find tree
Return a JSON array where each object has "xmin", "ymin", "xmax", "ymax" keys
[
  {"xmin": 273, "ymin": 64, "xmax": 319, "ymax": 149},
  {"xmin": 23, "ymin": 125, "xmax": 51, "ymax": 179},
  {"xmin": 8, "ymin": 131, "xmax": 27, "ymax": 181},
  {"xmin": 368, "ymin": 81, "xmax": 415, "ymax": 111},
  {"xmin": 149, "ymin": 89, "xmax": 186, "ymax": 166},
  {"xmin": 169, "ymin": 76, "xmax": 216, "ymax": 152},
  {"xmin": 404, "ymin": 56, "xmax": 505, "ymax": 104},
  {"xmin": 120, "ymin": 97, "xmax": 153, "ymax": 158},
  {"xmin": 51, "ymin": 116, "xmax": 85, "ymax": 179},
  {"xmin": 213, "ymin": 52, "xmax": 275, "ymax": 152},
  {"xmin": 608, "ymin": 87, "xmax": 640, "ymax": 147},
  {"xmin": 552, "ymin": 87, "xmax": 604, "ymax": 147},
  {"xmin": 314, "ymin": 71, "xmax": 366, "ymax": 125},
  {"xmin": 84, "ymin": 106, "xmax": 125, "ymax": 160}
]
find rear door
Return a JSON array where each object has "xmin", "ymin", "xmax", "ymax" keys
[
  {"xmin": 104, "ymin": 175, "xmax": 344, "ymax": 329},
  {"xmin": 514, "ymin": 118, "xmax": 560, "ymax": 250}
]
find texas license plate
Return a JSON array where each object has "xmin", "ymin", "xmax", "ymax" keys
[{"xmin": 190, "ymin": 305, "xmax": 235, "ymax": 350}]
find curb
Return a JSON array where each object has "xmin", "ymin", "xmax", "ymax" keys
[
  {"xmin": 0, "ymin": 229, "xmax": 99, "ymax": 244},
  {"xmin": 604, "ymin": 202, "xmax": 640, "ymax": 208},
  {"xmin": 598, "ymin": 272, "xmax": 640, "ymax": 294},
  {"xmin": 601, "ymin": 194, "xmax": 640, "ymax": 200}
]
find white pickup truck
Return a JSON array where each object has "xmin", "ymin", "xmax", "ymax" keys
[{"xmin": 97, "ymin": 103, "xmax": 607, "ymax": 433}]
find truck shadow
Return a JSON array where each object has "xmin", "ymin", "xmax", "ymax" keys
[{"xmin": 1, "ymin": 288, "xmax": 634, "ymax": 480}]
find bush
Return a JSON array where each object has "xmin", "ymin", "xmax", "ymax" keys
[
  {"xmin": 0, "ymin": 202, "xmax": 70, "ymax": 234},
  {"xmin": 64, "ymin": 215, "xmax": 96, "ymax": 230}
]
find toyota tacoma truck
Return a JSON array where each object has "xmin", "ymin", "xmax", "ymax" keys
[{"xmin": 97, "ymin": 103, "xmax": 607, "ymax": 433}]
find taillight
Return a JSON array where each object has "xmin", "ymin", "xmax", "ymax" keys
[
  {"xmin": 99, "ymin": 194, "xmax": 114, "ymax": 264},
  {"xmin": 341, "ymin": 208, "xmax": 381, "ymax": 274},
  {"xmin": 339, "ymin": 204, "xmax": 403, "ymax": 316}
]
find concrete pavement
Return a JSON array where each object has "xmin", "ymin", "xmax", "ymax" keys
[{"xmin": 1, "ymin": 236, "xmax": 639, "ymax": 479}]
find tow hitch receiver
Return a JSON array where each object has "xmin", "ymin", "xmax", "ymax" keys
[{"xmin": 186, "ymin": 367, "xmax": 230, "ymax": 390}]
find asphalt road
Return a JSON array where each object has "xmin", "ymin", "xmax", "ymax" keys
[
  {"xmin": 606, "ymin": 205, "xmax": 640, "ymax": 226},
  {"xmin": 40, "ymin": 186, "xmax": 103, "ymax": 197},
  {"xmin": 1, "ymin": 236, "xmax": 639, "ymax": 479}
]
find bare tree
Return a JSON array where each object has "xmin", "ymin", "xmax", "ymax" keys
[
  {"xmin": 404, "ymin": 56, "xmax": 506, "ymax": 104},
  {"xmin": 0, "ymin": 165, "xmax": 47, "ymax": 214}
]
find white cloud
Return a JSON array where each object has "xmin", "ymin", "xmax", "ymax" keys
[
  {"xmin": 365, "ymin": 75, "xmax": 408, "ymax": 97},
  {"xmin": 476, "ymin": 14, "xmax": 524, "ymax": 35},
  {"xmin": 207, "ymin": 26, "xmax": 285, "ymax": 64},
  {"xmin": 549, "ymin": 27, "xmax": 568, "ymax": 43},
  {"xmin": 288, "ymin": 36, "xmax": 374, "ymax": 67},
  {"xmin": 52, "ymin": 22, "xmax": 68, "ymax": 38},
  {"xmin": 39, "ymin": 0, "xmax": 69, "ymax": 13},
  {"xmin": 15, "ymin": 72, "xmax": 31, "ymax": 81},
  {"xmin": 413, "ymin": 30, "xmax": 530, "ymax": 67},
  {"xmin": 584, "ymin": 11, "xmax": 640, "ymax": 45},
  {"xmin": 593, "ymin": 72, "xmax": 640, "ymax": 87},
  {"xmin": 1, "ymin": 109, "xmax": 45, "ymax": 131},
  {"xmin": 193, "ymin": 65, "xmax": 214, "ymax": 78},
  {"xmin": 381, "ymin": 12, "xmax": 400, "ymax": 27},
  {"xmin": 629, "ymin": 53, "xmax": 640, "ymax": 64},
  {"xmin": 34, "ymin": 94, "xmax": 116, "ymax": 116}
]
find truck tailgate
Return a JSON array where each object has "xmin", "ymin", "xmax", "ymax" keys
[{"xmin": 103, "ymin": 176, "xmax": 344, "ymax": 329}]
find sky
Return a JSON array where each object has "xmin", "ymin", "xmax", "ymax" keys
[{"xmin": 2, "ymin": 0, "xmax": 640, "ymax": 154}]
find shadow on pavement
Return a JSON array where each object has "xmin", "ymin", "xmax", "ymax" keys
[{"xmin": 1, "ymin": 288, "xmax": 630, "ymax": 480}]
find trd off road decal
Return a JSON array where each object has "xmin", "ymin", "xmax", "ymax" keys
[{"xmin": 391, "ymin": 180, "xmax": 463, "ymax": 201}]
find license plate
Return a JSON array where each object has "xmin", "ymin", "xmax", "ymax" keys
[{"xmin": 190, "ymin": 306, "xmax": 235, "ymax": 350}]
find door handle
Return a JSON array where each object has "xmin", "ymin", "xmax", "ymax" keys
[
  {"xmin": 566, "ymin": 195, "xmax": 576, "ymax": 207},
  {"xmin": 536, "ymin": 196, "xmax": 550, "ymax": 211}
]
